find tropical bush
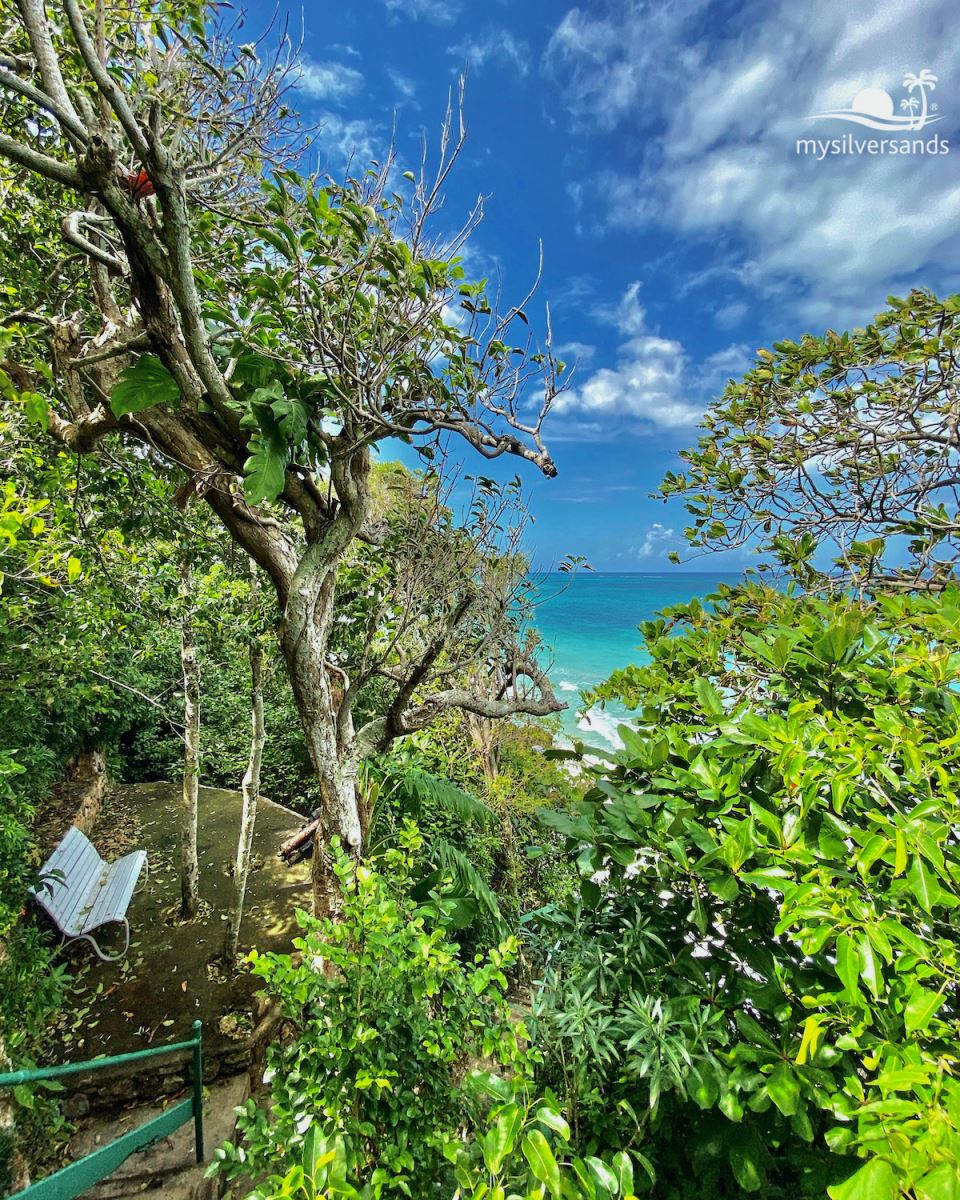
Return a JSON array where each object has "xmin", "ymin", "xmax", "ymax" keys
[
  {"xmin": 240, "ymin": 1082, "xmax": 644, "ymax": 1200},
  {"xmin": 213, "ymin": 829, "xmax": 537, "ymax": 1197},
  {"xmin": 533, "ymin": 584, "xmax": 960, "ymax": 1199}
]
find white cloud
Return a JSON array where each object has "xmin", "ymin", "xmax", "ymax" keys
[
  {"xmin": 555, "ymin": 335, "xmax": 695, "ymax": 426},
  {"xmin": 448, "ymin": 30, "xmax": 530, "ymax": 77},
  {"xmin": 388, "ymin": 69, "xmax": 418, "ymax": 104},
  {"xmin": 593, "ymin": 280, "xmax": 647, "ymax": 335},
  {"xmin": 554, "ymin": 282, "xmax": 745, "ymax": 432},
  {"xmin": 547, "ymin": 0, "xmax": 960, "ymax": 320},
  {"xmin": 314, "ymin": 114, "xmax": 383, "ymax": 168},
  {"xmin": 556, "ymin": 340, "xmax": 596, "ymax": 364},
  {"xmin": 545, "ymin": 1, "xmax": 709, "ymax": 131},
  {"xmin": 713, "ymin": 300, "xmax": 748, "ymax": 329},
  {"xmin": 296, "ymin": 59, "xmax": 364, "ymax": 103},
  {"xmin": 383, "ymin": 0, "xmax": 461, "ymax": 24},
  {"xmin": 636, "ymin": 523, "xmax": 677, "ymax": 559}
]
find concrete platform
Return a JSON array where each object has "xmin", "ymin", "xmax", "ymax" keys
[{"xmin": 44, "ymin": 782, "xmax": 310, "ymax": 1089}]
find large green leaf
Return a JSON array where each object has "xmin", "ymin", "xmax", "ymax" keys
[
  {"xmin": 728, "ymin": 1136, "xmax": 764, "ymax": 1193},
  {"xmin": 535, "ymin": 1106, "xmax": 570, "ymax": 1142},
  {"xmin": 827, "ymin": 1158, "xmax": 899, "ymax": 1200},
  {"xmin": 110, "ymin": 354, "xmax": 180, "ymax": 417},
  {"xmin": 765, "ymin": 1063, "xmax": 800, "ymax": 1117},
  {"xmin": 430, "ymin": 836, "xmax": 503, "ymax": 924},
  {"xmin": 835, "ymin": 934, "xmax": 862, "ymax": 1000},
  {"xmin": 243, "ymin": 428, "xmax": 288, "ymax": 505},
  {"xmin": 482, "ymin": 1103, "xmax": 522, "ymax": 1173},
  {"xmin": 917, "ymin": 1163, "xmax": 960, "ymax": 1200},
  {"xmin": 522, "ymin": 1131, "xmax": 561, "ymax": 1196},
  {"xmin": 908, "ymin": 856, "xmax": 942, "ymax": 914},
  {"xmin": 904, "ymin": 986, "xmax": 944, "ymax": 1035},
  {"xmin": 389, "ymin": 767, "xmax": 495, "ymax": 826}
]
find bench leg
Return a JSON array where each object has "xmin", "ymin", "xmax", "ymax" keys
[{"xmin": 74, "ymin": 919, "xmax": 131, "ymax": 963}]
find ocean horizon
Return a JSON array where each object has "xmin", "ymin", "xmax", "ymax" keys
[{"xmin": 533, "ymin": 570, "xmax": 743, "ymax": 748}]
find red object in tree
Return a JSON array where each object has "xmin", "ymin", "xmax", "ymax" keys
[{"xmin": 121, "ymin": 169, "xmax": 155, "ymax": 201}]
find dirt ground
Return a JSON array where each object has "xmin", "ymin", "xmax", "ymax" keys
[{"xmin": 42, "ymin": 781, "xmax": 311, "ymax": 1065}]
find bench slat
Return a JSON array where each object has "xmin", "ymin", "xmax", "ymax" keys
[
  {"xmin": 83, "ymin": 852, "xmax": 146, "ymax": 931},
  {"xmin": 31, "ymin": 828, "xmax": 105, "ymax": 935}
]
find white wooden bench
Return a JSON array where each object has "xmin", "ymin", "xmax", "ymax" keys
[{"xmin": 30, "ymin": 826, "xmax": 147, "ymax": 962}]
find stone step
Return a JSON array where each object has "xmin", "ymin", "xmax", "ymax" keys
[{"xmin": 66, "ymin": 1074, "xmax": 249, "ymax": 1199}]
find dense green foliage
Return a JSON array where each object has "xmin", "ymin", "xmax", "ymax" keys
[
  {"xmin": 213, "ymin": 834, "xmax": 639, "ymax": 1200},
  {"xmin": 534, "ymin": 584, "xmax": 960, "ymax": 1198},
  {"xmin": 215, "ymin": 831, "xmax": 532, "ymax": 1193},
  {"xmin": 661, "ymin": 290, "xmax": 960, "ymax": 589}
]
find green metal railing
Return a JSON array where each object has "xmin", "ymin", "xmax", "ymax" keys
[{"xmin": 0, "ymin": 1020, "xmax": 204, "ymax": 1199}]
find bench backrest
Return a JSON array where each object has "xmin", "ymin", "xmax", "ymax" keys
[{"xmin": 31, "ymin": 826, "xmax": 105, "ymax": 935}]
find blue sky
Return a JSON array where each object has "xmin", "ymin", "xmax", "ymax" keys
[{"xmin": 244, "ymin": 0, "xmax": 960, "ymax": 571}]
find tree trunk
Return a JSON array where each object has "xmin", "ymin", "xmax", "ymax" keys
[
  {"xmin": 465, "ymin": 712, "xmax": 518, "ymax": 908},
  {"xmin": 224, "ymin": 563, "xmax": 265, "ymax": 964},
  {"xmin": 180, "ymin": 559, "xmax": 200, "ymax": 919},
  {"xmin": 0, "ymin": 1033, "xmax": 29, "ymax": 1193},
  {"xmin": 280, "ymin": 553, "xmax": 363, "ymax": 917}
]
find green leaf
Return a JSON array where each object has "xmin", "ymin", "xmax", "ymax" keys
[
  {"xmin": 904, "ymin": 986, "xmax": 944, "ymax": 1035},
  {"xmin": 694, "ymin": 676, "xmax": 724, "ymax": 717},
  {"xmin": 728, "ymin": 1137, "xmax": 764, "ymax": 1192},
  {"xmin": 483, "ymin": 1104, "xmax": 522, "ymax": 1172},
  {"xmin": 66, "ymin": 556, "xmax": 82, "ymax": 583},
  {"xmin": 522, "ymin": 1131, "xmax": 561, "ymax": 1196},
  {"xmin": 586, "ymin": 1156, "xmax": 619, "ymax": 1195},
  {"xmin": 21, "ymin": 390, "xmax": 48, "ymax": 426},
  {"xmin": 535, "ymin": 1106, "xmax": 570, "ymax": 1142},
  {"xmin": 110, "ymin": 354, "xmax": 179, "ymax": 417},
  {"xmin": 908, "ymin": 856, "xmax": 942, "ymax": 914},
  {"xmin": 612, "ymin": 1151, "xmax": 633, "ymax": 1197},
  {"xmin": 917, "ymin": 1163, "xmax": 960, "ymax": 1200},
  {"xmin": 795, "ymin": 1016, "xmax": 822, "ymax": 1066},
  {"xmin": 766, "ymin": 1063, "xmax": 800, "ymax": 1117},
  {"xmin": 243, "ymin": 429, "xmax": 288, "ymax": 505},
  {"xmin": 835, "ymin": 933, "xmax": 861, "ymax": 1000},
  {"xmin": 858, "ymin": 934, "xmax": 883, "ymax": 1000},
  {"xmin": 464, "ymin": 1070, "xmax": 513, "ymax": 1102},
  {"xmin": 827, "ymin": 1158, "xmax": 899, "ymax": 1200}
]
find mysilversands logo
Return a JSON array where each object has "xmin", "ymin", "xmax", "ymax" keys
[{"xmin": 797, "ymin": 70, "xmax": 949, "ymax": 159}]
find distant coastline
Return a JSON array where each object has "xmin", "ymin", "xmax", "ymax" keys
[{"xmin": 533, "ymin": 570, "xmax": 742, "ymax": 748}]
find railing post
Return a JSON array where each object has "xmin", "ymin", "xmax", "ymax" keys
[{"xmin": 191, "ymin": 1020, "xmax": 204, "ymax": 1163}]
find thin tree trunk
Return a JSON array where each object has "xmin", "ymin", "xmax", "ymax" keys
[
  {"xmin": 280, "ymin": 557, "xmax": 363, "ymax": 917},
  {"xmin": 224, "ymin": 562, "xmax": 265, "ymax": 964},
  {"xmin": 0, "ymin": 1031, "xmax": 29, "ymax": 1192},
  {"xmin": 180, "ymin": 559, "xmax": 200, "ymax": 919},
  {"xmin": 466, "ymin": 712, "xmax": 518, "ymax": 909}
]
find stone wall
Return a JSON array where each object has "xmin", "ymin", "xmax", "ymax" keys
[{"xmin": 61, "ymin": 1001, "xmax": 281, "ymax": 1119}]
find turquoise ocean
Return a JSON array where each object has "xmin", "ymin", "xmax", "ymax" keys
[{"xmin": 533, "ymin": 571, "xmax": 742, "ymax": 749}]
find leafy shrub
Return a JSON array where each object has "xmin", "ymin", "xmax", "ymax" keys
[
  {"xmin": 238, "ymin": 1079, "xmax": 645, "ymax": 1200},
  {"xmin": 213, "ymin": 829, "xmax": 536, "ymax": 1197},
  {"xmin": 534, "ymin": 585, "xmax": 960, "ymax": 1198}
]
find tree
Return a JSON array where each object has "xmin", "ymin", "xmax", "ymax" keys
[
  {"xmin": 539, "ymin": 583, "xmax": 960, "ymax": 1197},
  {"xmin": 223, "ymin": 559, "xmax": 265, "ymax": 964},
  {"xmin": 660, "ymin": 290, "xmax": 960, "ymax": 590},
  {"xmin": 0, "ymin": 1, "xmax": 563, "ymax": 909},
  {"xmin": 178, "ymin": 554, "xmax": 200, "ymax": 918}
]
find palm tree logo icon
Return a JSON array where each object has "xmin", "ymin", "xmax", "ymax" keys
[{"xmin": 902, "ymin": 69, "xmax": 938, "ymax": 130}]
